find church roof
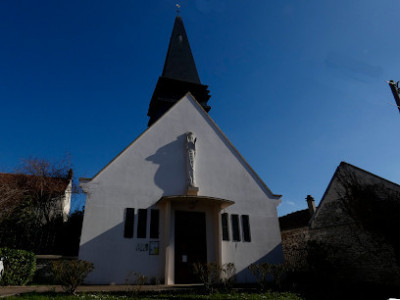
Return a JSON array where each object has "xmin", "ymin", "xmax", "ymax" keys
[{"xmin": 162, "ymin": 16, "xmax": 201, "ymax": 84}]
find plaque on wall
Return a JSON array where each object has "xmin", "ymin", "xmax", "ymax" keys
[{"xmin": 149, "ymin": 241, "xmax": 159, "ymax": 255}]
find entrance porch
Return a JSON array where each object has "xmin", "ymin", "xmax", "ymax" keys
[{"xmin": 157, "ymin": 195, "xmax": 234, "ymax": 285}]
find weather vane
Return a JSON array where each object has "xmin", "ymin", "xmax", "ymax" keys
[{"xmin": 176, "ymin": 3, "xmax": 181, "ymax": 15}]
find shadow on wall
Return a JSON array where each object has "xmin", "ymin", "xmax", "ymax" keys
[
  {"xmin": 146, "ymin": 134, "xmax": 187, "ymax": 196},
  {"xmin": 79, "ymin": 212, "xmax": 163, "ymax": 284},
  {"xmin": 235, "ymin": 244, "xmax": 284, "ymax": 283}
]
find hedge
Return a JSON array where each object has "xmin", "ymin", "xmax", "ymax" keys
[{"xmin": 0, "ymin": 248, "xmax": 36, "ymax": 286}]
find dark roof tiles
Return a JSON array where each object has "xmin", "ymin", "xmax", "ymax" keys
[
  {"xmin": 279, "ymin": 209, "xmax": 312, "ymax": 231},
  {"xmin": 162, "ymin": 16, "xmax": 201, "ymax": 84}
]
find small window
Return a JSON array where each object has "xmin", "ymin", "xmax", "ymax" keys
[
  {"xmin": 137, "ymin": 209, "xmax": 147, "ymax": 238},
  {"xmin": 221, "ymin": 213, "xmax": 229, "ymax": 241},
  {"xmin": 124, "ymin": 208, "xmax": 135, "ymax": 238},
  {"xmin": 231, "ymin": 214, "xmax": 241, "ymax": 241},
  {"xmin": 241, "ymin": 215, "xmax": 251, "ymax": 242},
  {"xmin": 150, "ymin": 209, "xmax": 160, "ymax": 239}
]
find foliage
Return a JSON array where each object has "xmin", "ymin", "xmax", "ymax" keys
[
  {"xmin": 0, "ymin": 157, "xmax": 79, "ymax": 254},
  {"xmin": 305, "ymin": 240, "xmax": 339, "ymax": 282},
  {"xmin": 249, "ymin": 262, "xmax": 289, "ymax": 291},
  {"xmin": 0, "ymin": 248, "xmax": 36, "ymax": 286},
  {"xmin": 0, "ymin": 174, "xmax": 25, "ymax": 218},
  {"xmin": 193, "ymin": 262, "xmax": 235, "ymax": 293},
  {"xmin": 335, "ymin": 166, "xmax": 400, "ymax": 273},
  {"xmin": 220, "ymin": 263, "xmax": 236, "ymax": 290},
  {"xmin": 125, "ymin": 271, "xmax": 148, "ymax": 295},
  {"xmin": 193, "ymin": 262, "xmax": 222, "ymax": 293},
  {"xmin": 3, "ymin": 291, "xmax": 305, "ymax": 300},
  {"xmin": 248, "ymin": 262, "xmax": 271, "ymax": 291},
  {"xmin": 51, "ymin": 260, "xmax": 94, "ymax": 294},
  {"xmin": 17, "ymin": 157, "xmax": 73, "ymax": 225}
]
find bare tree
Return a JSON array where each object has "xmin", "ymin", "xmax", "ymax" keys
[
  {"xmin": 333, "ymin": 166, "xmax": 400, "ymax": 281},
  {"xmin": 0, "ymin": 156, "xmax": 75, "ymax": 252},
  {"xmin": 17, "ymin": 157, "xmax": 73, "ymax": 224},
  {"xmin": 0, "ymin": 174, "xmax": 25, "ymax": 218}
]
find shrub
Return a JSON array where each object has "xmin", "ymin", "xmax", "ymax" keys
[
  {"xmin": 193, "ymin": 262, "xmax": 236, "ymax": 293},
  {"xmin": 249, "ymin": 262, "xmax": 271, "ymax": 291},
  {"xmin": 0, "ymin": 248, "xmax": 36, "ymax": 286},
  {"xmin": 249, "ymin": 262, "xmax": 289, "ymax": 291},
  {"xmin": 125, "ymin": 271, "xmax": 148, "ymax": 295},
  {"xmin": 221, "ymin": 263, "xmax": 236, "ymax": 290},
  {"xmin": 193, "ymin": 262, "xmax": 222, "ymax": 293},
  {"xmin": 51, "ymin": 259, "xmax": 94, "ymax": 294}
]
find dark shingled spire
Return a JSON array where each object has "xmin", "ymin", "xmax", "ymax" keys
[
  {"xmin": 147, "ymin": 16, "xmax": 211, "ymax": 126},
  {"xmin": 162, "ymin": 16, "xmax": 200, "ymax": 84}
]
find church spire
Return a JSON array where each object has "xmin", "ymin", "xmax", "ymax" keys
[
  {"xmin": 162, "ymin": 16, "xmax": 200, "ymax": 84},
  {"xmin": 147, "ymin": 16, "xmax": 211, "ymax": 126}
]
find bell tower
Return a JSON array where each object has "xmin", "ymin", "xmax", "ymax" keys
[{"xmin": 147, "ymin": 16, "xmax": 211, "ymax": 126}]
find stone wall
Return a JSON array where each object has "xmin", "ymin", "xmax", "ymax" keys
[{"xmin": 281, "ymin": 227, "xmax": 310, "ymax": 271}]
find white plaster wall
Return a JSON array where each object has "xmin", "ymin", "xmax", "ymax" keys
[
  {"xmin": 79, "ymin": 94, "xmax": 282, "ymax": 284},
  {"xmin": 63, "ymin": 180, "xmax": 72, "ymax": 221}
]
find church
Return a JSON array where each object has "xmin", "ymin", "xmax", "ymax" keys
[{"xmin": 78, "ymin": 15, "xmax": 283, "ymax": 285}]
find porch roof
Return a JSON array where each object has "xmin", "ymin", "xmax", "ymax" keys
[{"xmin": 156, "ymin": 195, "xmax": 235, "ymax": 209}]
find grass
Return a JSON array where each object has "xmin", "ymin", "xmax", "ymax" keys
[{"xmin": 3, "ymin": 291, "xmax": 305, "ymax": 300}]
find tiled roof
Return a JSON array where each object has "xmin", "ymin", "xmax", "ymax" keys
[
  {"xmin": 279, "ymin": 209, "xmax": 311, "ymax": 231},
  {"xmin": 0, "ymin": 172, "xmax": 71, "ymax": 193}
]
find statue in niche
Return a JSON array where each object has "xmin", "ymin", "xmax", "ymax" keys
[{"xmin": 186, "ymin": 132, "xmax": 198, "ymax": 192}]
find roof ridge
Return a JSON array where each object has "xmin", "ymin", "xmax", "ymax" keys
[{"xmin": 340, "ymin": 161, "xmax": 400, "ymax": 188}]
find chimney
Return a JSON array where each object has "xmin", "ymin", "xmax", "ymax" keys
[
  {"xmin": 306, "ymin": 195, "xmax": 316, "ymax": 216},
  {"xmin": 67, "ymin": 169, "xmax": 73, "ymax": 180}
]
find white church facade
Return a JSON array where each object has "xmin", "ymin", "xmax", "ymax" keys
[{"xmin": 79, "ymin": 16, "xmax": 283, "ymax": 285}]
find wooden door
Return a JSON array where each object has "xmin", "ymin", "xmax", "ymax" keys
[{"xmin": 174, "ymin": 211, "xmax": 207, "ymax": 283}]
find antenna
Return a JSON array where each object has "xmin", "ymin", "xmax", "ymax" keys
[{"xmin": 176, "ymin": 3, "xmax": 181, "ymax": 15}]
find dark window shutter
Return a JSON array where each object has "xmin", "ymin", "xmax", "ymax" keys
[
  {"xmin": 124, "ymin": 208, "xmax": 135, "ymax": 238},
  {"xmin": 137, "ymin": 209, "xmax": 148, "ymax": 238},
  {"xmin": 221, "ymin": 213, "xmax": 229, "ymax": 241},
  {"xmin": 242, "ymin": 215, "xmax": 251, "ymax": 242},
  {"xmin": 231, "ymin": 214, "xmax": 241, "ymax": 241},
  {"xmin": 150, "ymin": 209, "xmax": 160, "ymax": 239}
]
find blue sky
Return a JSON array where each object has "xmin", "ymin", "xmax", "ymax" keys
[{"xmin": 1, "ymin": 0, "xmax": 400, "ymax": 216}]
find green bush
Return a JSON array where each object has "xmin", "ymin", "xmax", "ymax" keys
[
  {"xmin": 51, "ymin": 259, "xmax": 94, "ymax": 294},
  {"xmin": 0, "ymin": 248, "xmax": 36, "ymax": 286}
]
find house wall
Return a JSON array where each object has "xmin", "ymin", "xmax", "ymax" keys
[
  {"xmin": 308, "ymin": 164, "xmax": 400, "ymax": 285},
  {"xmin": 309, "ymin": 224, "xmax": 400, "ymax": 285},
  {"xmin": 62, "ymin": 180, "xmax": 72, "ymax": 221},
  {"xmin": 79, "ymin": 95, "xmax": 282, "ymax": 284}
]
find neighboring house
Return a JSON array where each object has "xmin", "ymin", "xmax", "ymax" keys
[
  {"xmin": 0, "ymin": 171, "xmax": 72, "ymax": 222},
  {"xmin": 309, "ymin": 161, "xmax": 400, "ymax": 285},
  {"xmin": 79, "ymin": 15, "xmax": 283, "ymax": 285},
  {"xmin": 280, "ymin": 161, "xmax": 400, "ymax": 285}
]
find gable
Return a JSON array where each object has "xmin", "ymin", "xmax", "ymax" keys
[
  {"xmin": 310, "ymin": 162, "xmax": 400, "ymax": 229},
  {"xmin": 81, "ymin": 93, "xmax": 281, "ymax": 208}
]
